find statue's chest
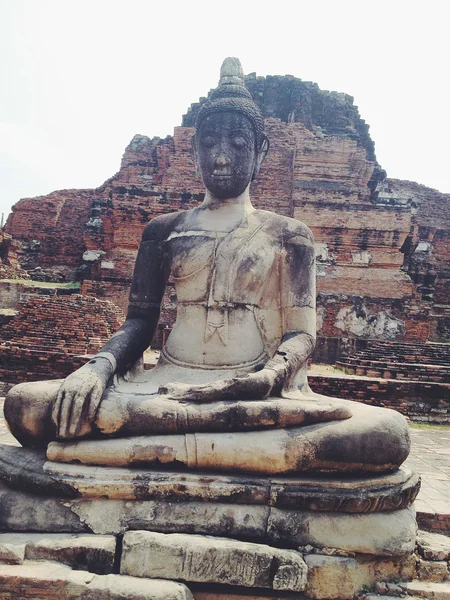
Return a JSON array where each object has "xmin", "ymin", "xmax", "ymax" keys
[{"xmin": 166, "ymin": 230, "xmax": 279, "ymax": 304}]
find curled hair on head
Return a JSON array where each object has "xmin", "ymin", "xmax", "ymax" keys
[{"xmin": 196, "ymin": 58, "xmax": 266, "ymax": 150}]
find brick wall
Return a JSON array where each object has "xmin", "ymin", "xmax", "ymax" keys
[
  {"xmin": 0, "ymin": 231, "xmax": 27, "ymax": 279},
  {"xmin": 309, "ymin": 373, "xmax": 450, "ymax": 424},
  {"xmin": 0, "ymin": 295, "xmax": 125, "ymax": 383}
]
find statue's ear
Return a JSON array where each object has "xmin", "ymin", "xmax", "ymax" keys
[
  {"xmin": 191, "ymin": 134, "xmax": 201, "ymax": 178},
  {"xmin": 252, "ymin": 134, "xmax": 269, "ymax": 180}
]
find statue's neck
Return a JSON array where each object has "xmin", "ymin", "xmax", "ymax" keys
[
  {"xmin": 197, "ymin": 188, "xmax": 255, "ymax": 232},
  {"xmin": 201, "ymin": 187, "xmax": 253, "ymax": 210}
]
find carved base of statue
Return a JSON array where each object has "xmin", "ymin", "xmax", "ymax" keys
[{"xmin": 0, "ymin": 443, "xmax": 419, "ymax": 599}]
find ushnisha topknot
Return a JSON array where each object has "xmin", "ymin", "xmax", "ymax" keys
[{"xmin": 196, "ymin": 58, "xmax": 265, "ymax": 149}]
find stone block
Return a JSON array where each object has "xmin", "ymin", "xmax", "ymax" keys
[
  {"xmin": 267, "ymin": 506, "xmax": 417, "ymax": 556},
  {"xmin": 0, "ymin": 532, "xmax": 116, "ymax": 574},
  {"xmin": 0, "ymin": 479, "xmax": 418, "ymax": 558},
  {"xmin": 0, "ymin": 483, "xmax": 89, "ymax": 533},
  {"xmin": 0, "ymin": 561, "xmax": 194, "ymax": 599},
  {"xmin": 404, "ymin": 580, "xmax": 450, "ymax": 599},
  {"xmin": 0, "ymin": 535, "xmax": 26, "ymax": 564},
  {"xmin": 417, "ymin": 530, "xmax": 450, "ymax": 561},
  {"xmin": 305, "ymin": 553, "xmax": 416, "ymax": 600},
  {"xmin": 418, "ymin": 559, "xmax": 449, "ymax": 583},
  {"xmin": 121, "ymin": 531, "xmax": 307, "ymax": 591}
]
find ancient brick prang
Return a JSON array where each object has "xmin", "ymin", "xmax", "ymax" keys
[
  {"xmin": 5, "ymin": 189, "xmax": 94, "ymax": 271},
  {"xmin": 183, "ymin": 73, "xmax": 376, "ymax": 161},
  {"xmin": 377, "ymin": 179, "xmax": 450, "ymax": 344},
  {"xmin": 4, "ymin": 72, "xmax": 450, "ymax": 352},
  {"xmin": 0, "ymin": 295, "xmax": 125, "ymax": 383}
]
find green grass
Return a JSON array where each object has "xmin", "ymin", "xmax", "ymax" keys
[
  {"xmin": 410, "ymin": 422, "xmax": 450, "ymax": 430},
  {"xmin": 0, "ymin": 279, "xmax": 80, "ymax": 289}
]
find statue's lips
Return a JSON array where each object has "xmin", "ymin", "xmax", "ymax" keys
[{"xmin": 212, "ymin": 173, "xmax": 232, "ymax": 179}]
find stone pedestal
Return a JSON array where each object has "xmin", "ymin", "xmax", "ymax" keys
[{"xmin": 0, "ymin": 444, "xmax": 420, "ymax": 599}]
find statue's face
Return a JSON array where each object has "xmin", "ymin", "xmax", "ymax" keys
[{"xmin": 196, "ymin": 112, "xmax": 258, "ymax": 199}]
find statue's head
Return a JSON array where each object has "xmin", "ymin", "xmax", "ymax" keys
[{"xmin": 193, "ymin": 58, "xmax": 269, "ymax": 199}]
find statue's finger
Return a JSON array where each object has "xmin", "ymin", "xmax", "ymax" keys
[
  {"xmin": 82, "ymin": 381, "xmax": 105, "ymax": 424},
  {"xmin": 51, "ymin": 390, "xmax": 64, "ymax": 428},
  {"xmin": 86, "ymin": 384, "xmax": 102, "ymax": 424},
  {"xmin": 67, "ymin": 394, "xmax": 87, "ymax": 438},
  {"xmin": 58, "ymin": 392, "xmax": 76, "ymax": 439}
]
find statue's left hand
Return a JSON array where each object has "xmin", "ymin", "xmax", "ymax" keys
[{"xmin": 158, "ymin": 367, "xmax": 282, "ymax": 403}]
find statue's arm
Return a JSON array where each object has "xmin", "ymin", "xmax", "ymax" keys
[
  {"xmin": 52, "ymin": 215, "xmax": 173, "ymax": 438},
  {"xmin": 93, "ymin": 226, "xmax": 172, "ymax": 374},
  {"xmin": 263, "ymin": 227, "xmax": 317, "ymax": 393}
]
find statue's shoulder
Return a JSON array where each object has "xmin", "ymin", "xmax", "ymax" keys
[
  {"xmin": 254, "ymin": 210, "xmax": 314, "ymax": 246},
  {"xmin": 141, "ymin": 211, "xmax": 188, "ymax": 242}
]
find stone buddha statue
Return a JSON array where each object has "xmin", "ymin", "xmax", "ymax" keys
[{"xmin": 4, "ymin": 58, "xmax": 410, "ymax": 475}]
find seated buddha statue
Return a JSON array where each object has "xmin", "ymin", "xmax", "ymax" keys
[{"xmin": 4, "ymin": 58, "xmax": 410, "ymax": 475}]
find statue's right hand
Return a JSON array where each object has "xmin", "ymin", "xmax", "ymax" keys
[{"xmin": 51, "ymin": 357, "xmax": 114, "ymax": 440}]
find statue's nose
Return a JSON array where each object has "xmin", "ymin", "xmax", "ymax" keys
[{"xmin": 215, "ymin": 154, "xmax": 230, "ymax": 167}]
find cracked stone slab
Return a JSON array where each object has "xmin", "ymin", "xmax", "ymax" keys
[
  {"xmin": 0, "ymin": 561, "xmax": 194, "ymax": 599},
  {"xmin": 0, "ymin": 532, "xmax": 116, "ymax": 574},
  {"xmin": 417, "ymin": 530, "xmax": 450, "ymax": 561},
  {"xmin": 121, "ymin": 531, "xmax": 307, "ymax": 591},
  {"xmin": 403, "ymin": 580, "xmax": 450, "ymax": 599},
  {"xmin": 0, "ymin": 481, "xmax": 417, "ymax": 556}
]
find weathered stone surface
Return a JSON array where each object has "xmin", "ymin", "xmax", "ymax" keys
[
  {"xmin": 417, "ymin": 530, "xmax": 450, "ymax": 561},
  {"xmin": 121, "ymin": 531, "xmax": 307, "ymax": 591},
  {"xmin": 0, "ymin": 561, "xmax": 194, "ymax": 599},
  {"xmin": 0, "ymin": 483, "xmax": 89, "ymax": 533},
  {"xmin": 0, "ymin": 230, "xmax": 27, "ymax": 280},
  {"xmin": 267, "ymin": 506, "xmax": 417, "ymax": 556},
  {"xmin": 305, "ymin": 553, "xmax": 416, "ymax": 600},
  {"xmin": 0, "ymin": 536, "xmax": 25, "ymax": 564},
  {"xmin": 418, "ymin": 559, "xmax": 449, "ymax": 583},
  {"xmin": 403, "ymin": 579, "xmax": 450, "ymax": 599},
  {"xmin": 0, "ymin": 532, "xmax": 116, "ymax": 574},
  {"xmin": 0, "ymin": 477, "xmax": 417, "ymax": 557},
  {"xmin": 0, "ymin": 444, "xmax": 419, "ymax": 513}
]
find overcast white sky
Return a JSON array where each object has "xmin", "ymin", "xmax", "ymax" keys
[{"xmin": 1, "ymin": 0, "xmax": 449, "ymax": 221}]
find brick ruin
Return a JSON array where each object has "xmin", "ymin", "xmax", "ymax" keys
[
  {"xmin": 309, "ymin": 339, "xmax": 450, "ymax": 424},
  {"xmin": 0, "ymin": 294, "xmax": 124, "ymax": 383},
  {"xmin": 2, "ymin": 71, "xmax": 450, "ymax": 368},
  {"xmin": 0, "ymin": 230, "xmax": 28, "ymax": 280}
]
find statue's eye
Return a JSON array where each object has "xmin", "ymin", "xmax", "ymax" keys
[
  {"xmin": 201, "ymin": 136, "xmax": 216, "ymax": 148},
  {"xmin": 232, "ymin": 136, "xmax": 247, "ymax": 148}
]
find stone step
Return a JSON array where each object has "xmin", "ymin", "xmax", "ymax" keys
[
  {"xmin": 402, "ymin": 580, "xmax": 450, "ymax": 599},
  {"xmin": 121, "ymin": 531, "xmax": 307, "ymax": 592},
  {"xmin": 417, "ymin": 531, "xmax": 450, "ymax": 561},
  {"xmin": 0, "ymin": 532, "xmax": 116, "ymax": 574},
  {"xmin": 0, "ymin": 561, "xmax": 194, "ymax": 600}
]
